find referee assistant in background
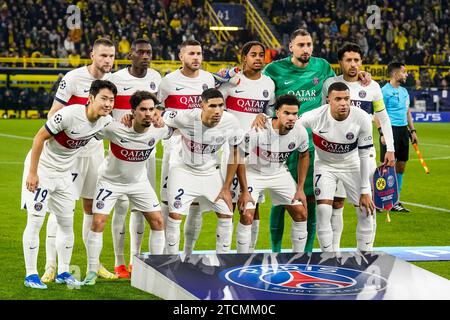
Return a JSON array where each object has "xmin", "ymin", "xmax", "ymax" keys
[{"xmin": 376, "ymin": 62, "xmax": 419, "ymax": 213}]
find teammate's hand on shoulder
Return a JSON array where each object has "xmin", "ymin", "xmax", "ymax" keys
[
  {"xmin": 384, "ymin": 151, "xmax": 395, "ymax": 167},
  {"xmin": 251, "ymin": 113, "xmax": 268, "ymax": 131},
  {"xmin": 359, "ymin": 194, "xmax": 375, "ymax": 216},
  {"xmin": 358, "ymin": 71, "xmax": 372, "ymax": 86},
  {"xmin": 215, "ymin": 188, "xmax": 233, "ymax": 212},
  {"xmin": 151, "ymin": 113, "xmax": 165, "ymax": 128},
  {"xmin": 238, "ymin": 190, "xmax": 255, "ymax": 213},
  {"xmin": 26, "ymin": 172, "xmax": 39, "ymax": 193},
  {"xmin": 121, "ymin": 113, "xmax": 133, "ymax": 128}
]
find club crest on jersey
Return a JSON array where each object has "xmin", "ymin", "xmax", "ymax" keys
[
  {"xmin": 263, "ymin": 90, "xmax": 269, "ymax": 98},
  {"xmin": 359, "ymin": 90, "xmax": 367, "ymax": 98},
  {"xmin": 150, "ymin": 82, "xmax": 156, "ymax": 91},
  {"xmin": 313, "ymin": 77, "xmax": 319, "ymax": 85},
  {"xmin": 173, "ymin": 200, "xmax": 182, "ymax": 209},
  {"xmin": 315, "ymin": 188, "xmax": 321, "ymax": 196},
  {"xmin": 59, "ymin": 80, "xmax": 66, "ymax": 90},
  {"xmin": 34, "ymin": 202, "xmax": 43, "ymax": 211},
  {"xmin": 96, "ymin": 201, "xmax": 105, "ymax": 210},
  {"xmin": 288, "ymin": 142, "xmax": 296, "ymax": 150},
  {"xmin": 148, "ymin": 138, "xmax": 155, "ymax": 147},
  {"xmin": 346, "ymin": 132, "xmax": 354, "ymax": 140},
  {"xmin": 54, "ymin": 114, "xmax": 63, "ymax": 124},
  {"xmin": 202, "ymin": 83, "xmax": 209, "ymax": 91},
  {"xmin": 220, "ymin": 264, "xmax": 387, "ymax": 296}
]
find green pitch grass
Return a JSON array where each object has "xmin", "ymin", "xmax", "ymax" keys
[{"xmin": 0, "ymin": 120, "xmax": 449, "ymax": 300}]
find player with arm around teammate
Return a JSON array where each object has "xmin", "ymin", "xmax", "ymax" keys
[
  {"xmin": 83, "ymin": 91, "xmax": 170, "ymax": 285},
  {"xmin": 22, "ymin": 80, "xmax": 116, "ymax": 289},
  {"xmin": 298, "ymin": 82, "xmax": 375, "ymax": 252},
  {"xmin": 236, "ymin": 94, "xmax": 309, "ymax": 253}
]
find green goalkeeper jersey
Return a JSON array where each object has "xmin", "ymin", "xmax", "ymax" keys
[
  {"xmin": 264, "ymin": 56, "xmax": 335, "ymax": 152},
  {"xmin": 263, "ymin": 56, "xmax": 335, "ymax": 115}
]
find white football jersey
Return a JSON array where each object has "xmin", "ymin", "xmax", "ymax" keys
[
  {"xmin": 158, "ymin": 69, "xmax": 215, "ymax": 111},
  {"xmin": 219, "ymin": 73, "xmax": 275, "ymax": 129},
  {"xmin": 298, "ymin": 104, "xmax": 373, "ymax": 172},
  {"xmin": 41, "ymin": 104, "xmax": 112, "ymax": 173},
  {"xmin": 109, "ymin": 67, "xmax": 162, "ymax": 120},
  {"xmin": 96, "ymin": 121, "xmax": 172, "ymax": 184},
  {"xmin": 241, "ymin": 119, "xmax": 309, "ymax": 175},
  {"xmin": 163, "ymin": 108, "xmax": 243, "ymax": 173},
  {"xmin": 322, "ymin": 75, "xmax": 385, "ymax": 115},
  {"xmin": 54, "ymin": 66, "xmax": 112, "ymax": 156}
]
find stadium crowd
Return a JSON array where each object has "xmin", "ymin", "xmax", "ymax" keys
[{"xmin": 0, "ymin": 0, "xmax": 244, "ymax": 62}]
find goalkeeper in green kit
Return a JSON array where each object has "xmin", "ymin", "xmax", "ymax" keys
[{"xmin": 253, "ymin": 29, "xmax": 371, "ymax": 252}]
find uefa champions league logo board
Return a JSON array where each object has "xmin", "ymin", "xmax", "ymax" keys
[{"xmin": 131, "ymin": 252, "xmax": 450, "ymax": 300}]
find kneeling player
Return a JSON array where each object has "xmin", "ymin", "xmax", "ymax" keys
[
  {"xmin": 236, "ymin": 95, "xmax": 309, "ymax": 253},
  {"xmin": 298, "ymin": 82, "xmax": 375, "ymax": 252},
  {"xmin": 83, "ymin": 91, "xmax": 170, "ymax": 285}
]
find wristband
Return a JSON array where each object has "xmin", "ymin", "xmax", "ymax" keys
[
  {"xmin": 410, "ymin": 129, "xmax": 416, "ymax": 133},
  {"xmin": 378, "ymin": 127, "xmax": 383, "ymax": 136}
]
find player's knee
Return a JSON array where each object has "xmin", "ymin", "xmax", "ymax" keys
[
  {"xmin": 149, "ymin": 213, "xmax": 164, "ymax": 231},
  {"xmin": 332, "ymin": 198, "xmax": 345, "ymax": 209},
  {"xmin": 240, "ymin": 210, "xmax": 254, "ymax": 225},
  {"xmin": 289, "ymin": 205, "xmax": 307, "ymax": 222},
  {"xmin": 169, "ymin": 212, "xmax": 182, "ymax": 220},
  {"xmin": 92, "ymin": 214, "xmax": 107, "ymax": 232},
  {"xmin": 83, "ymin": 198, "xmax": 93, "ymax": 213}
]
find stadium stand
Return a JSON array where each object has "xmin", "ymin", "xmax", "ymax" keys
[{"xmin": 0, "ymin": 0, "xmax": 449, "ymax": 116}]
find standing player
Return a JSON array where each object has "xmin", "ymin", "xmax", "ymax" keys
[
  {"xmin": 236, "ymin": 95, "xmax": 309, "ymax": 253},
  {"xmin": 109, "ymin": 38, "xmax": 162, "ymax": 278},
  {"xmin": 254, "ymin": 29, "xmax": 371, "ymax": 253},
  {"xmin": 83, "ymin": 91, "xmax": 170, "ymax": 286},
  {"xmin": 162, "ymin": 89, "xmax": 250, "ymax": 254},
  {"xmin": 41, "ymin": 38, "xmax": 117, "ymax": 282},
  {"xmin": 214, "ymin": 41, "xmax": 275, "ymax": 252},
  {"xmin": 298, "ymin": 83, "xmax": 375, "ymax": 252},
  {"xmin": 377, "ymin": 62, "xmax": 418, "ymax": 212},
  {"xmin": 158, "ymin": 40, "xmax": 215, "ymax": 254},
  {"xmin": 321, "ymin": 42, "xmax": 395, "ymax": 251},
  {"xmin": 22, "ymin": 80, "xmax": 115, "ymax": 289}
]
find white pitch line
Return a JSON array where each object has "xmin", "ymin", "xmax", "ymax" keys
[
  {"xmin": 421, "ymin": 143, "xmax": 450, "ymax": 149},
  {"xmin": 410, "ymin": 156, "xmax": 450, "ymax": 161},
  {"xmin": 401, "ymin": 201, "xmax": 450, "ymax": 213},
  {"xmin": 0, "ymin": 133, "xmax": 33, "ymax": 140}
]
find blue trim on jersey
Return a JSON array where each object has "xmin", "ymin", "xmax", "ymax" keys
[
  {"xmin": 44, "ymin": 124, "xmax": 56, "ymax": 136},
  {"xmin": 358, "ymin": 144, "xmax": 374, "ymax": 149},
  {"xmin": 54, "ymin": 96, "xmax": 68, "ymax": 106}
]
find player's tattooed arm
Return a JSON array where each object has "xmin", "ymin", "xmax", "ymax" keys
[{"xmin": 26, "ymin": 127, "xmax": 52, "ymax": 192}]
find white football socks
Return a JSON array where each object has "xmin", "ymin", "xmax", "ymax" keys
[
  {"xmin": 236, "ymin": 222, "xmax": 252, "ymax": 253},
  {"xmin": 331, "ymin": 207, "xmax": 344, "ymax": 252},
  {"xmin": 356, "ymin": 206, "xmax": 374, "ymax": 251},
  {"xmin": 129, "ymin": 210, "xmax": 145, "ymax": 264},
  {"xmin": 249, "ymin": 219, "xmax": 260, "ymax": 253},
  {"xmin": 291, "ymin": 220, "xmax": 308, "ymax": 252},
  {"xmin": 54, "ymin": 215, "xmax": 74, "ymax": 275},
  {"xmin": 44, "ymin": 213, "xmax": 57, "ymax": 269},
  {"xmin": 86, "ymin": 230, "xmax": 103, "ymax": 273},
  {"xmin": 316, "ymin": 204, "xmax": 333, "ymax": 252},
  {"xmin": 165, "ymin": 217, "xmax": 181, "ymax": 254},
  {"xmin": 112, "ymin": 197, "xmax": 128, "ymax": 267},
  {"xmin": 216, "ymin": 218, "xmax": 233, "ymax": 253},
  {"xmin": 149, "ymin": 230, "xmax": 165, "ymax": 255},
  {"xmin": 23, "ymin": 214, "xmax": 45, "ymax": 276},
  {"xmin": 183, "ymin": 204, "xmax": 203, "ymax": 254}
]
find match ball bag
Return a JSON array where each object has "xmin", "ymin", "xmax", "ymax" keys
[{"xmin": 372, "ymin": 165, "xmax": 399, "ymax": 211}]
